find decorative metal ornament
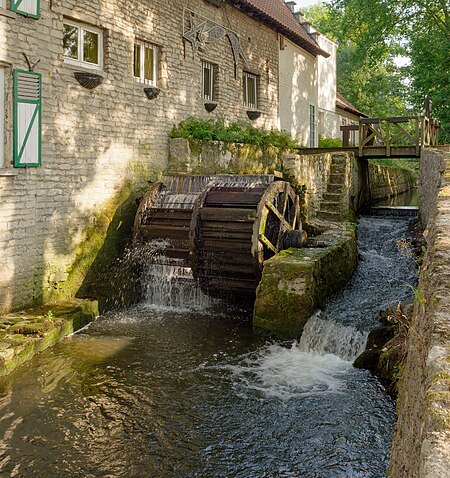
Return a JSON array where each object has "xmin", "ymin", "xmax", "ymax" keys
[
  {"xmin": 183, "ymin": 18, "xmax": 208, "ymax": 56},
  {"xmin": 74, "ymin": 72, "xmax": 104, "ymax": 90},
  {"xmin": 183, "ymin": 9, "xmax": 248, "ymax": 75}
]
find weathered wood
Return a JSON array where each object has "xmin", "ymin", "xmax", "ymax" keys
[{"xmin": 200, "ymin": 207, "xmax": 256, "ymax": 222}]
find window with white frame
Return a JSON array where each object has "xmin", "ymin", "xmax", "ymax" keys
[
  {"xmin": 133, "ymin": 41, "xmax": 159, "ymax": 85},
  {"xmin": 309, "ymin": 104, "xmax": 316, "ymax": 147},
  {"xmin": 243, "ymin": 72, "xmax": 258, "ymax": 109},
  {"xmin": 0, "ymin": 67, "xmax": 4, "ymax": 168},
  {"xmin": 63, "ymin": 21, "xmax": 103, "ymax": 68},
  {"xmin": 201, "ymin": 61, "xmax": 216, "ymax": 101}
]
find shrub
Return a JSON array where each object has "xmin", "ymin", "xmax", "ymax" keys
[
  {"xmin": 318, "ymin": 134, "xmax": 342, "ymax": 148},
  {"xmin": 170, "ymin": 117, "xmax": 300, "ymax": 150}
]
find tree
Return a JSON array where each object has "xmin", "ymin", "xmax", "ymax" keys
[
  {"xmin": 304, "ymin": 0, "xmax": 449, "ymax": 142},
  {"xmin": 303, "ymin": 2, "xmax": 408, "ymax": 118}
]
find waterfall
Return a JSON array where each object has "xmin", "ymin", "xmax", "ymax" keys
[
  {"xmin": 299, "ymin": 312, "xmax": 368, "ymax": 361},
  {"xmin": 142, "ymin": 257, "xmax": 215, "ymax": 310}
]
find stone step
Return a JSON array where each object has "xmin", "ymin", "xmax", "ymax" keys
[
  {"xmin": 320, "ymin": 200, "xmax": 341, "ymax": 211},
  {"xmin": 329, "ymin": 173, "xmax": 345, "ymax": 183},
  {"xmin": 327, "ymin": 183, "xmax": 344, "ymax": 193},
  {"xmin": 331, "ymin": 155, "xmax": 347, "ymax": 164},
  {"xmin": 317, "ymin": 210, "xmax": 341, "ymax": 222},
  {"xmin": 330, "ymin": 164, "xmax": 346, "ymax": 174},
  {"xmin": 323, "ymin": 192, "xmax": 342, "ymax": 202}
]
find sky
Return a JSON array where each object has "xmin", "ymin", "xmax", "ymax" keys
[{"xmin": 294, "ymin": 0, "xmax": 322, "ymax": 8}]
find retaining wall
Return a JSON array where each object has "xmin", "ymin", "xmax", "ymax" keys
[
  {"xmin": 390, "ymin": 148, "xmax": 450, "ymax": 477},
  {"xmin": 369, "ymin": 163, "xmax": 414, "ymax": 203}
]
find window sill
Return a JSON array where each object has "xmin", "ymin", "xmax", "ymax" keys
[
  {"xmin": 63, "ymin": 60, "xmax": 104, "ymax": 75},
  {"xmin": 0, "ymin": 8, "xmax": 16, "ymax": 19},
  {"xmin": 0, "ymin": 169, "xmax": 19, "ymax": 177}
]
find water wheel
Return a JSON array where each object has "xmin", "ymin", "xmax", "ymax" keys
[{"xmin": 190, "ymin": 180, "xmax": 306, "ymax": 298}]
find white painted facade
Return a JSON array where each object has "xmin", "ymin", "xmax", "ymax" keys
[
  {"xmin": 279, "ymin": 37, "xmax": 318, "ymax": 147},
  {"xmin": 316, "ymin": 34, "xmax": 341, "ymax": 140},
  {"xmin": 0, "ymin": 67, "xmax": 4, "ymax": 167}
]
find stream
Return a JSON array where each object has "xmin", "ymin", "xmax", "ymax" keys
[{"xmin": 0, "ymin": 216, "xmax": 417, "ymax": 478}]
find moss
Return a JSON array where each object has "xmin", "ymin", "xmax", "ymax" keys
[
  {"xmin": 0, "ymin": 300, "xmax": 98, "ymax": 377},
  {"xmin": 8, "ymin": 321, "xmax": 52, "ymax": 336},
  {"xmin": 254, "ymin": 228, "xmax": 358, "ymax": 338}
]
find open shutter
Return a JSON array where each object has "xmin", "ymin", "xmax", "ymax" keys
[
  {"xmin": 10, "ymin": 0, "xmax": 40, "ymax": 19},
  {"xmin": 14, "ymin": 70, "xmax": 42, "ymax": 167}
]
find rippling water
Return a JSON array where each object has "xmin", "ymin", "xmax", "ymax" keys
[{"xmin": 0, "ymin": 217, "xmax": 416, "ymax": 478}]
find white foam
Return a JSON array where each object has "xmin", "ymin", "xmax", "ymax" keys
[{"xmin": 221, "ymin": 341, "xmax": 351, "ymax": 400}]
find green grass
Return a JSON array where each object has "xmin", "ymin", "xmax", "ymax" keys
[{"xmin": 170, "ymin": 117, "xmax": 300, "ymax": 150}]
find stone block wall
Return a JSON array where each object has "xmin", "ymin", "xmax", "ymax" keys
[
  {"xmin": 0, "ymin": 0, "xmax": 280, "ymax": 312},
  {"xmin": 419, "ymin": 148, "xmax": 446, "ymax": 226},
  {"xmin": 390, "ymin": 149, "xmax": 450, "ymax": 477},
  {"xmin": 369, "ymin": 163, "xmax": 414, "ymax": 203}
]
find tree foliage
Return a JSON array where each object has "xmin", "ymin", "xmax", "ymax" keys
[{"xmin": 304, "ymin": 0, "xmax": 449, "ymax": 142}]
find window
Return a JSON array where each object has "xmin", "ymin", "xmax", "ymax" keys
[
  {"xmin": 243, "ymin": 72, "xmax": 257, "ymax": 109},
  {"xmin": 0, "ymin": 67, "xmax": 4, "ymax": 167},
  {"xmin": 201, "ymin": 61, "xmax": 215, "ymax": 101},
  {"xmin": 134, "ymin": 41, "xmax": 158, "ymax": 85},
  {"xmin": 63, "ymin": 21, "xmax": 103, "ymax": 68},
  {"xmin": 309, "ymin": 104, "xmax": 316, "ymax": 147}
]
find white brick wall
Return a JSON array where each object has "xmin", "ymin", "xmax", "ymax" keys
[{"xmin": 0, "ymin": 0, "xmax": 280, "ymax": 312}]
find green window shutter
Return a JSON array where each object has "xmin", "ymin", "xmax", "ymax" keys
[
  {"xmin": 13, "ymin": 70, "xmax": 42, "ymax": 167},
  {"xmin": 11, "ymin": 0, "xmax": 40, "ymax": 19}
]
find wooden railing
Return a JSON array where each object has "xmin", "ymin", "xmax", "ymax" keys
[{"xmin": 341, "ymin": 115, "xmax": 440, "ymax": 157}]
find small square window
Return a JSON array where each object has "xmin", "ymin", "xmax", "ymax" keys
[
  {"xmin": 134, "ymin": 41, "xmax": 159, "ymax": 86},
  {"xmin": 202, "ymin": 61, "xmax": 216, "ymax": 101},
  {"xmin": 243, "ymin": 72, "xmax": 258, "ymax": 109},
  {"xmin": 63, "ymin": 21, "xmax": 103, "ymax": 68}
]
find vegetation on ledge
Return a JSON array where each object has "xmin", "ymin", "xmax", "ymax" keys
[{"xmin": 170, "ymin": 117, "xmax": 300, "ymax": 150}]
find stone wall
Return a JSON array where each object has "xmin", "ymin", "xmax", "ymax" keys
[
  {"xmin": 0, "ymin": 0, "xmax": 280, "ymax": 312},
  {"xmin": 168, "ymin": 137, "xmax": 285, "ymax": 175},
  {"xmin": 390, "ymin": 149, "xmax": 450, "ymax": 477},
  {"xmin": 419, "ymin": 148, "xmax": 446, "ymax": 226},
  {"xmin": 284, "ymin": 151, "xmax": 366, "ymax": 221},
  {"xmin": 369, "ymin": 163, "xmax": 414, "ymax": 203}
]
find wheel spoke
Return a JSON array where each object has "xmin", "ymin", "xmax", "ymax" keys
[
  {"xmin": 259, "ymin": 234, "xmax": 278, "ymax": 254},
  {"xmin": 265, "ymin": 201, "xmax": 293, "ymax": 231}
]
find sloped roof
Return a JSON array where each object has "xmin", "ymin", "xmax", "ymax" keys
[
  {"xmin": 336, "ymin": 92, "xmax": 368, "ymax": 118},
  {"xmin": 229, "ymin": 0, "xmax": 329, "ymax": 57}
]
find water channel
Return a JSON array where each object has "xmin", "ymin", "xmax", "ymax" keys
[{"xmin": 0, "ymin": 216, "xmax": 417, "ymax": 477}]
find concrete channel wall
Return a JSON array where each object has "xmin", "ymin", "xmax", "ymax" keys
[{"xmin": 390, "ymin": 148, "xmax": 450, "ymax": 477}]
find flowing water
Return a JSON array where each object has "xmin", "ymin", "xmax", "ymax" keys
[{"xmin": 0, "ymin": 217, "xmax": 417, "ymax": 478}]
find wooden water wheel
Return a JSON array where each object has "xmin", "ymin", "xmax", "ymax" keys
[{"xmin": 190, "ymin": 180, "xmax": 306, "ymax": 298}]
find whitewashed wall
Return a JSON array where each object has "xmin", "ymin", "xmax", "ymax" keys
[{"xmin": 279, "ymin": 37, "xmax": 318, "ymax": 147}]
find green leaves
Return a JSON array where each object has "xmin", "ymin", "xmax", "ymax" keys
[
  {"xmin": 305, "ymin": 0, "xmax": 449, "ymax": 141},
  {"xmin": 170, "ymin": 117, "xmax": 300, "ymax": 150}
]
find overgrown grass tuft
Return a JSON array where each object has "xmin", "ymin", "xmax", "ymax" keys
[{"xmin": 170, "ymin": 117, "xmax": 300, "ymax": 150}]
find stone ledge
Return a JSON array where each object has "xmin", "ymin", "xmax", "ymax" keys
[
  {"xmin": 0, "ymin": 299, "xmax": 98, "ymax": 377},
  {"xmin": 253, "ymin": 222, "xmax": 358, "ymax": 338}
]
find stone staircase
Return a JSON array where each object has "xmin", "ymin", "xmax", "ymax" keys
[{"xmin": 317, "ymin": 155, "xmax": 347, "ymax": 222}]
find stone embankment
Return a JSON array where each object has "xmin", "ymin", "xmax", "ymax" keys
[
  {"xmin": 369, "ymin": 162, "xmax": 414, "ymax": 202},
  {"xmin": 253, "ymin": 222, "xmax": 358, "ymax": 337},
  {"xmin": 0, "ymin": 300, "xmax": 98, "ymax": 376},
  {"xmin": 390, "ymin": 148, "xmax": 450, "ymax": 477}
]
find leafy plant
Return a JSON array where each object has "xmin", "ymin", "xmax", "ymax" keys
[
  {"xmin": 170, "ymin": 117, "xmax": 300, "ymax": 150},
  {"xmin": 318, "ymin": 134, "xmax": 342, "ymax": 148}
]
